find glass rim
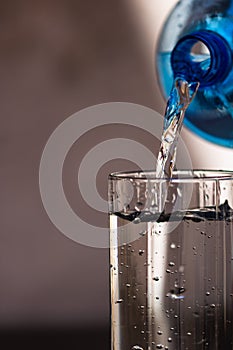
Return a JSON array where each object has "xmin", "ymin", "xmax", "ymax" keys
[{"xmin": 109, "ymin": 169, "xmax": 233, "ymax": 182}]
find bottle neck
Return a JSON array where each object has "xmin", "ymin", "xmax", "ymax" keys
[{"xmin": 171, "ymin": 30, "xmax": 232, "ymax": 88}]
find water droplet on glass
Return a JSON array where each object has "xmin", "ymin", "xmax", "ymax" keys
[
  {"xmin": 166, "ymin": 269, "xmax": 171, "ymax": 273},
  {"xmin": 157, "ymin": 330, "xmax": 163, "ymax": 335},
  {"xmin": 115, "ymin": 298, "xmax": 124, "ymax": 304},
  {"xmin": 210, "ymin": 303, "xmax": 216, "ymax": 308},
  {"xmin": 131, "ymin": 346, "xmax": 144, "ymax": 350},
  {"xmin": 139, "ymin": 250, "xmax": 144, "ymax": 256},
  {"xmin": 126, "ymin": 283, "xmax": 131, "ymax": 288},
  {"xmin": 206, "ymin": 291, "xmax": 210, "ymax": 296},
  {"xmin": 168, "ymin": 337, "xmax": 172, "ymax": 342},
  {"xmin": 166, "ymin": 289, "xmax": 185, "ymax": 300},
  {"xmin": 170, "ymin": 243, "xmax": 176, "ymax": 249},
  {"xmin": 139, "ymin": 230, "xmax": 146, "ymax": 237},
  {"xmin": 153, "ymin": 276, "xmax": 160, "ymax": 281},
  {"xmin": 156, "ymin": 345, "xmax": 164, "ymax": 349},
  {"xmin": 133, "ymin": 217, "xmax": 141, "ymax": 224},
  {"xmin": 169, "ymin": 261, "xmax": 175, "ymax": 267},
  {"xmin": 187, "ymin": 332, "xmax": 192, "ymax": 336}
]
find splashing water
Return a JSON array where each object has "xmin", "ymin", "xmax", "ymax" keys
[{"xmin": 156, "ymin": 78, "xmax": 199, "ymax": 179}]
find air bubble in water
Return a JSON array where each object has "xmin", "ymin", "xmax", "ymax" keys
[
  {"xmin": 123, "ymin": 204, "xmax": 130, "ymax": 212},
  {"xmin": 135, "ymin": 202, "xmax": 143, "ymax": 211},
  {"xmin": 179, "ymin": 265, "xmax": 184, "ymax": 273},
  {"xmin": 150, "ymin": 204, "xmax": 158, "ymax": 214},
  {"xmin": 177, "ymin": 187, "xmax": 182, "ymax": 197}
]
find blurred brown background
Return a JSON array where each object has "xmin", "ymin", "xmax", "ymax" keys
[{"xmin": 0, "ymin": 0, "xmax": 177, "ymax": 349}]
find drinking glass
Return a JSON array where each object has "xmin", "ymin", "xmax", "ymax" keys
[{"xmin": 109, "ymin": 170, "xmax": 233, "ymax": 350}]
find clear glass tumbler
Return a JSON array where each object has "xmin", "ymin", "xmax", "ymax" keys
[{"xmin": 109, "ymin": 170, "xmax": 233, "ymax": 350}]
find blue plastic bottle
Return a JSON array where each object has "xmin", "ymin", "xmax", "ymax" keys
[{"xmin": 157, "ymin": 0, "xmax": 233, "ymax": 147}]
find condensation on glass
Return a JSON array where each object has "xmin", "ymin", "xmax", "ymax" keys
[{"xmin": 109, "ymin": 170, "xmax": 233, "ymax": 350}]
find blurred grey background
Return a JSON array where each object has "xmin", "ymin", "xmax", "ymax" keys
[
  {"xmin": 0, "ymin": 0, "xmax": 174, "ymax": 345},
  {"xmin": 4, "ymin": 0, "xmax": 232, "ymax": 349}
]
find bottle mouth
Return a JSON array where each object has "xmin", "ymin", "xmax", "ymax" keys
[{"xmin": 171, "ymin": 30, "xmax": 232, "ymax": 88}]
